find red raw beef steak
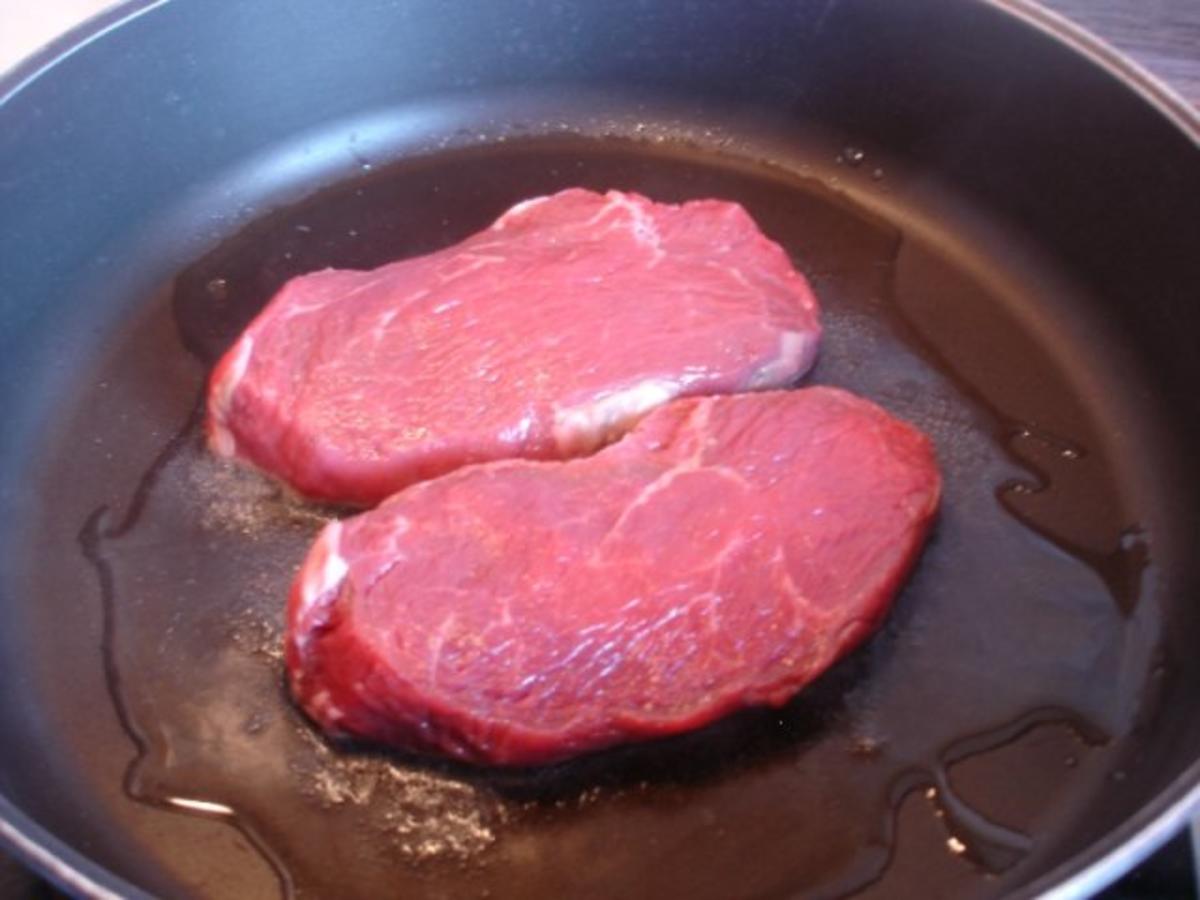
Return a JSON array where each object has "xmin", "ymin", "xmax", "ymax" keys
[
  {"xmin": 208, "ymin": 189, "xmax": 821, "ymax": 505},
  {"xmin": 286, "ymin": 388, "xmax": 940, "ymax": 766}
]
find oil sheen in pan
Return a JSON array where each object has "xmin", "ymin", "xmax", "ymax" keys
[{"xmin": 77, "ymin": 135, "xmax": 1158, "ymax": 899}]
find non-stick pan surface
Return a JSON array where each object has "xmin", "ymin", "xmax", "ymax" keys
[{"xmin": 1, "ymin": 1, "xmax": 1198, "ymax": 898}]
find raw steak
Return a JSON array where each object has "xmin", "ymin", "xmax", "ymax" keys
[
  {"xmin": 208, "ymin": 189, "xmax": 820, "ymax": 505},
  {"xmin": 286, "ymin": 388, "xmax": 940, "ymax": 766}
]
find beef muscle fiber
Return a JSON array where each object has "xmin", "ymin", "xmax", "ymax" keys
[
  {"xmin": 286, "ymin": 388, "xmax": 940, "ymax": 766},
  {"xmin": 208, "ymin": 188, "xmax": 820, "ymax": 505}
]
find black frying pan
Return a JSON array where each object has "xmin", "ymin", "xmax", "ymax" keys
[{"xmin": 1, "ymin": 1, "xmax": 1198, "ymax": 897}]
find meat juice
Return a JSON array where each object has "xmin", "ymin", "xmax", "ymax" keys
[{"xmin": 78, "ymin": 137, "xmax": 1158, "ymax": 899}]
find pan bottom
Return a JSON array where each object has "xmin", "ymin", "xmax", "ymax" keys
[{"xmin": 19, "ymin": 132, "xmax": 1166, "ymax": 899}]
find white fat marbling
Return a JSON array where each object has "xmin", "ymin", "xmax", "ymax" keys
[
  {"xmin": 208, "ymin": 334, "xmax": 254, "ymax": 457},
  {"xmin": 491, "ymin": 194, "xmax": 551, "ymax": 230},
  {"xmin": 553, "ymin": 378, "xmax": 679, "ymax": 452},
  {"xmin": 294, "ymin": 521, "xmax": 350, "ymax": 652},
  {"xmin": 747, "ymin": 330, "xmax": 818, "ymax": 389}
]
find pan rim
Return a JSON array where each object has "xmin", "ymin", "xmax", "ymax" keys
[
  {"xmin": 984, "ymin": 0, "xmax": 1200, "ymax": 146},
  {"xmin": 0, "ymin": 0, "xmax": 1196, "ymax": 897},
  {"xmin": 0, "ymin": 798, "xmax": 154, "ymax": 900},
  {"xmin": 1024, "ymin": 770, "xmax": 1200, "ymax": 899}
]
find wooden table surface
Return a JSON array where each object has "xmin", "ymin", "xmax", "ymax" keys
[
  {"xmin": 1039, "ymin": 0, "xmax": 1200, "ymax": 108},
  {"xmin": 0, "ymin": 1, "xmax": 1196, "ymax": 898}
]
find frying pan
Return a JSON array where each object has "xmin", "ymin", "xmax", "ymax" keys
[{"xmin": 1, "ymin": 0, "xmax": 1198, "ymax": 897}]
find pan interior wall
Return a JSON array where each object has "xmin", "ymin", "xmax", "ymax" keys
[{"xmin": 0, "ymin": 118, "xmax": 1192, "ymax": 899}]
